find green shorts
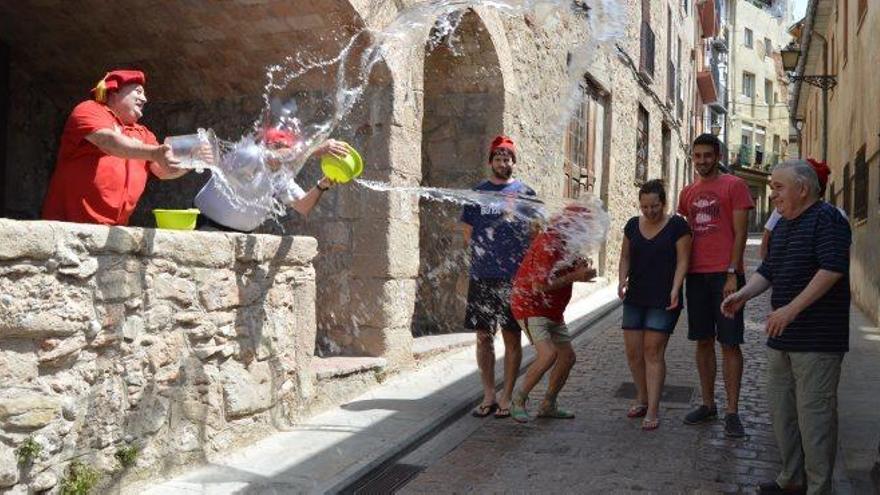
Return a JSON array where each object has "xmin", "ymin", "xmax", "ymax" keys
[{"xmin": 518, "ymin": 317, "xmax": 572, "ymax": 345}]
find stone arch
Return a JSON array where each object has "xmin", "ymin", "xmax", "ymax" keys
[{"xmin": 412, "ymin": 8, "xmax": 508, "ymax": 336}]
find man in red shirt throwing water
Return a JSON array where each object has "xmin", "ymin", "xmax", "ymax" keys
[
  {"xmin": 509, "ymin": 204, "xmax": 598, "ymax": 422},
  {"xmin": 677, "ymin": 133, "xmax": 754, "ymax": 437},
  {"xmin": 42, "ymin": 70, "xmax": 189, "ymax": 225}
]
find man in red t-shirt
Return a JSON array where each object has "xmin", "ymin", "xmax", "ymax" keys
[
  {"xmin": 677, "ymin": 133, "xmax": 754, "ymax": 438},
  {"xmin": 508, "ymin": 205, "xmax": 597, "ymax": 423},
  {"xmin": 42, "ymin": 70, "xmax": 188, "ymax": 225}
]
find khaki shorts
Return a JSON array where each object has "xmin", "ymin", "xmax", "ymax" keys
[{"xmin": 518, "ymin": 317, "xmax": 572, "ymax": 344}]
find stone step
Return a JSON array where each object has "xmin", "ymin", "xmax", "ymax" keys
[
  {"xmin": 312, "ymin": 356, "xmax": 388, "ymax": 381},
  {"xmin": 412, "ymin": 333, "xmax": 476, "ymax": 361}
]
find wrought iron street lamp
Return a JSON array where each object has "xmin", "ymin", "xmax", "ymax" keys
[{"xmin": 781, "ymin": 43, "xmax": 837, "ymax": 161}]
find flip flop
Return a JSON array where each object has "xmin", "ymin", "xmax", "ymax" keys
[
  {"xmin": 471, "ymin": 402, "xmax": 498, "ymax": 418},
  {"xmin": 537, "ymin": 406, "xmax": 575, "ymax": 419},
  {"xmin": 494, "ymin": 407, "xmax": 511, "ymax": 419},
  {"xmin": 642, "ymin": 418, "xmax": 660, "ymax": 431},
  {"xmin": 626, "ymin": 404, "xmax": 648, "ymax": 418}
]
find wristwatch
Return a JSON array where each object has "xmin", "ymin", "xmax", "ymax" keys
[
  {"xmin": 316, "ymin": 180, "xmax": 330, "ymax": 192},
  {"xmin": 726, "ymin": 265, "xmax": 737, "ymax": 275}
]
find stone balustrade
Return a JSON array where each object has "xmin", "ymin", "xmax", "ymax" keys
[{"xmin": 0, "ymin": 219, "xmax": 317, "ymax": 492}]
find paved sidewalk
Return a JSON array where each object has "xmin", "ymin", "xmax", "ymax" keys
[
  {"xmin": 133, "ymin": 285, "xmax": 620, "ymax": 494},
  {"xmin": 402, "ymin": 239, "xmax": 879, "ymax": 494}
]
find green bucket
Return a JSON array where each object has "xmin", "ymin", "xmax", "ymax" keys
[
  {"xmin": 320, "ymin": 143, "xmax": 363, "ymax": 183},
  {"xmin": 153, "ymin": 209, "xmax": 200, "ymax": 230}
]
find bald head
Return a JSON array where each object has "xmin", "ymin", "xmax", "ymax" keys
[{"xmin": 770, "ymin": 160, "xmax": 821, "ymax": 219}]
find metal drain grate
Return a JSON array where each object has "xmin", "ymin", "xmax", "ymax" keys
[
  {"xmin": 614, "ymin": 382, "xmax": 694, "ymax": 404},
  {"xmin": 351, "ymin": 463, "xmax": 425, "ymax": 494}
]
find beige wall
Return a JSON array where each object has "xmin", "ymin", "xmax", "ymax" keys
[
  {"xmin": 799, "ymin": 0, "xmax": 880, "ymax": 324},
  {"xmin": 728, "ymin": 0, "xmax": 792, "ymax": 175}
]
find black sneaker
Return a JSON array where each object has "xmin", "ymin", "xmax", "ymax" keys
[
  {"xmin": 757, "ymin": 481, "xmax": 806, "ymax": 494},
  {"xmin": 724, "ymin": 413, "xmax": 746, "ymax": 438},
  {"xmin": 683, "ymin": 405, "xmax": 717, "ymax": 425}
]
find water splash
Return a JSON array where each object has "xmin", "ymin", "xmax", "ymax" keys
[{"xmin": 193, "ymin": 0, "xmax": 624, "ymax": 225}]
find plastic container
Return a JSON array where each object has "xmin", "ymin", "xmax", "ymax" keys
[
  {"xmin": 320, "ymin": 143, "xmax": 363, "ymax": 183},
  {"xmin": 164, "ymin": 128, "xmax": 219, "ymax": 172},
  {"xmin": 153, "ymin": 209, "xmax": 200, "ymax": 230}
]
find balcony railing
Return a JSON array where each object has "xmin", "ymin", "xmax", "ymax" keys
[{"xmin": 640, "ymin": 21, "xmax": 655, "ymax": 79}]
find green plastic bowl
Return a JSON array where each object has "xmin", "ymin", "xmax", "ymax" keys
[
  {"xmin": 153, "ymin": 209, "xmax": 200, "ymax": 230},
  {"xmin": 320, "ymin": 143, "xmax": 363, "ymax": 184}
]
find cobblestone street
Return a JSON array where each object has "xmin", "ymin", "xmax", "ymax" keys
[{"xmin": 402, "ymin": 242, "xmax": 785, "ymax": 494}]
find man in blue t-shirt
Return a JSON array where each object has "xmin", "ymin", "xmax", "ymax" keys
[
  {"xmin": 461, "ymin": 135, "xmax": 538, "ymax": 419},
  {"xmin": 721, "ymin": 161, "xmax": 851, "ymax": 495}
]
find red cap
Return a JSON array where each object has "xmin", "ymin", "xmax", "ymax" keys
[
  {"xmin": 489, "ymin": 135, "xmax": 516, "ymax": 162},
  {"xmin": 92, "ymin": 70, "xmax": 146, "ymax": 102},
  {"xmin": 262, "ymin": 128, "xmax": 296, "ymax": 148},
  {"xmin": 806, "ymin": 158, "xmax": 831, "ymax": 187}
]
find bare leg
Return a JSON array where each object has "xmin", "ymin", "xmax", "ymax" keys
[
  {"xmin": 643, "ymin": 331, "xmax": 670, "ymax": 420},
  {"xmin": 518, "ymin": 340, "xmax": 557, "ymax": 398},
  {"xmin": 498, "ymin": 328, "xmax": 522, "ymax": 410},
  {"xmin": 721, "ymin": 344, "xmax": 743, "ymax": 414},
  {"xmin": 695, "ymin": 338, "xmax": 717, "ymax": 408},
  {"xmin": 623, "ymin": 330, "xmax": 648, "ymax": 405},
  {"xmin": 475, "ymin": 330, "xmax": 497, "ymax": 407},
  {"xmin": 541, "ymin": 342, "xmax": 576, "ymax": 408}
]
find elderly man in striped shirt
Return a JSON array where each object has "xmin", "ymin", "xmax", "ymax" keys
[{"xmin": 721, "ymin": 160, "xmax": 851, "ymax": 495}]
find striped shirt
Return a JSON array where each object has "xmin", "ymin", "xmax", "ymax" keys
[{"xmin": 757, "ymin": 201, "xmax": 851, "ymax": 352}]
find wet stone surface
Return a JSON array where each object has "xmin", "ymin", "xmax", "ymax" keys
[{"xmin": 403, "ymin": 244, "xmax": 781, "ymax": 494}]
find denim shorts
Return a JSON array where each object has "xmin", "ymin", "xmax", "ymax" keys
[{"xmin": 621, "ymin": 303, "xmax": 681, "ymax": 334}]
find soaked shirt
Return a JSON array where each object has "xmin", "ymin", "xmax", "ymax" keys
[
  {"xmin": 461, "ymin": 179, "xmax": 537, "ymax": 279},
  {"xmin": 42, "ymin": 100, "xmax": 158, "ymax": 225},
  {"xmin": 194, "ymin": 144, "xmax": 306, "ymax": 232},
  {"xmin": 511, "ymin": 228, "xmax": 574, "ymax": 322}
]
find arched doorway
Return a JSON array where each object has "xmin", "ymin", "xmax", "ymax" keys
[{"xmin": 412, "ymin": 9, "xmax": 505, "ymax": 336}]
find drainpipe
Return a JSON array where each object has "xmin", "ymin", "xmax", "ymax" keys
[{"xmin": 811, "ymin": 30, "xmax": 830, "ymax": 162}]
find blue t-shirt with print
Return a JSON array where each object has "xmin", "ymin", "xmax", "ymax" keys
[{"xmin": 461, "ymin": 179, "xmax": 538, "ymax": 279}]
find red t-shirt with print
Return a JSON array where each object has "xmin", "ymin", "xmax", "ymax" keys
[
  {"xmin": 677, "ymin": 172, "xmax": 755, "ymax": 273},
  {"xmin": 511, "ymin": 229, "xmax": 576, "ymax": 323},
  {"xmin": 42, "ymin": 100, "xmax": 158, "ymax": 225}
]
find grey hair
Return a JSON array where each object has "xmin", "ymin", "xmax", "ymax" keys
[{"xmin": 773, "ymin": 160, "xmax": 821, "ymax": 198}]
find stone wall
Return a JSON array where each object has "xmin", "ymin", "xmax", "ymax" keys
[{"xmin": 0, "ymin": 219, "xmax": 317, "ymax": 493}]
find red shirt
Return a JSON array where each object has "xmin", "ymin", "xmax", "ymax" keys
[
  {"xmin": 42, "ymin": 100, "xmax": 158, "ymax": 225},
  {"xmin": 677, "ymin": 172, "xmax": 754, "ymax": 273},
  {"xmin": 511, "ymin": 229, "xmax": 576, "ymax": 322}
]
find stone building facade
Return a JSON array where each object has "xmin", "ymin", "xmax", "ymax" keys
[
  {"xmin": 0, "ymin": 0, "xmax": 710, "ymax": 488},
  {"xmin": 791, "ymin": 0, "xmax": 879, "ymax": 324}
]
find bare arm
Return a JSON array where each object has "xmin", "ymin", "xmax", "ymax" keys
[
  {"xmin": 730, "ymin": 209, "xmax": 749, "ymax": 270},
  {"xmin": 86, "ymin": 129, "xmax": 166, "ymax": 162},
  {"xmin": 289, "ymin": 177, "xmax": 333, "ymax": 217},
  {"xmin": 722, "ymin": 208, "xmax": 750, "ymax": 298},
  {"xmin": 720, "ymin": 271, "xmax": 772, "ymax": 317},
  {"xmin": 668, "ymin": 233, "xmax": 692, "ymax": 309},
  {"xmin": 536, "ymin": 263, "xmax": 596, "ymax": 292},
  {"xmin": 617, "ymin": 235, "xmax": 630, "ymax": 299},
  {"xmin": 461, "ymin": 223, "xmax": 473, "ymax": 247},
  {"xmin": 86, "ymin": 129, "xmax": 186, "ymax": 180},
  {"xmin": 759, "ymin": 228, "xmax": 771, "ymax": 260}
]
